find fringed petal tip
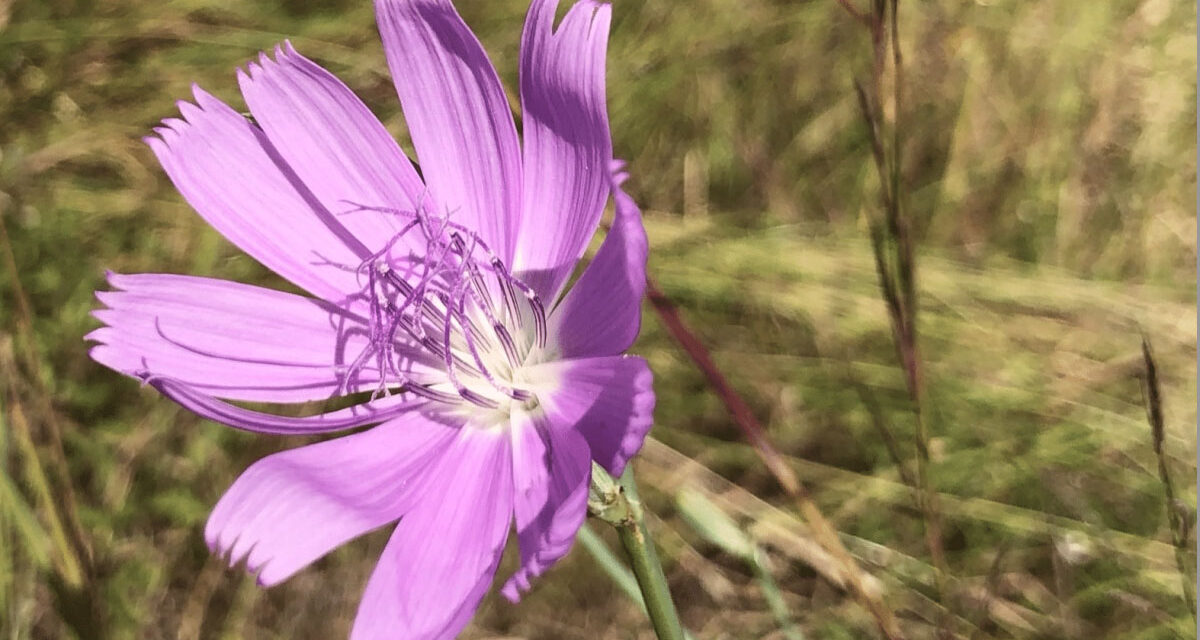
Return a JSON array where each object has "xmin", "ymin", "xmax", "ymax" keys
[
  {"xmin": 609, "ymin": 355, "xmax": 656, "ymax": 476},
  {"xmin": 609, "ymin": 158, "xmax": 629, "ymax": 184},
  {"xmin": 205, "ymin": 527, "xmax": 256, "ymax": 575},
  {"xmin": 236, "ymin": 31, "xmax": 427, "ymax": 258},
  {"xmin": 168, "ymin": 84, "xmax": 229, "ymax": 127},
  {"xmin": 83, "ymin": 273, "xmax": 404, "ymax": 405},
  {"xmin": 143, "ymin": 78, "xmax": 369, "ymax": 304},
  {"xmin": 239, "ymin": 41, "xmax": 293, "ymax": 80},
  {"xmin": 499, "ymin": 543, "xmax": 569, "ymax": 603},
  {"xmin": 205, "ymin": 529, "xmax": 285, "ymax": 589},
  {"xmin": 203, "ymin": 414, "xmax": 460, "ymax": 589},
  {"xmin": 98, "ymin": 269, "xmax": 143, "ymax": 291},
  {"xmin": 500, "ymin": 569, "xmax": 534, "ymax": 603}
]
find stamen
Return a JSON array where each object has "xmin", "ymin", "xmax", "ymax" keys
[
  {"xmin": 453, "ymin": 297, "xmax": 530, "ymax": 401},
  {"xmin": 397, "ymin": 381, "xmax": 462, "ymax": 404},
  {"xmin": 507, "ymin": 277, "xmax": 548, "ymax": 348},
  {"xmin": 141, "ymin": 373, "xmax": 419, "ymax": 434},
  {"xmin": 442, "ymin": 301, "xmax": 498, "ymax": 409},
  {"xmin": 450, "ymin": 232, "xmax": 498, "ymax": 324},
  {"xmin": 335, "ymin": 200, "xmax": 547, "ymax": 410},
  {"xmin": 491, "ymin": 322, "xmax": 522, "ymax": 369},
  {"xmin": 491, "ymin": 257, "xmax": 523, "ymax": 328}
]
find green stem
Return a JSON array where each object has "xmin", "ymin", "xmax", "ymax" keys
[
  {"xmin": 615, "ymin": 469, "xmax": 685, "ymax": 640},
  {"xmin": 588, "ymin": 463, "xmax": 685, "ymax": 640}
]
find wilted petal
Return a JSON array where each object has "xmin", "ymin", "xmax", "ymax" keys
[
  {"xmin": 206, "ymin": 410, "xmax": 461, "ymax": 587},
  {"xmin": 550, "ymin": 164, "xmax": 648, "ymax": 358},
  {"xmin": 239, "ymin": 43, "xmax": 428, "ymax": 255},
  {"xmin": 502, "ymin": 407, "xmax": 591, "ymax": 601},
  {"xmin": 375, "ymin": 0, "xmax": 522, "ymax": 262},
  {"xmin": 86, "ymin": 272, "xmax": 424, "ymax": 403},
  {"xmin": 526, "ymin": 354, "xmax": 654, "ymax": 476},
  {"xmin": 512, "ymin": 0, "xmax": 613, "ymax": 300},
  {"xmin": 146, "ymin": 86, "xmax": 369, "ymax": 303},
  {"xmin": 351, "ymin": 425, "xmax": 513, "ymax": 640}
]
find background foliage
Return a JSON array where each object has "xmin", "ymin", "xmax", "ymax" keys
[{"xmin": 0, "ymin": 0, "xmax": 1195, "ymax": 637}]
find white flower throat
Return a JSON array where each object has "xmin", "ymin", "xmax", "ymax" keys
[{"xmin": 338, "ymin": 202, "xmax": 548, "ymax": 412}]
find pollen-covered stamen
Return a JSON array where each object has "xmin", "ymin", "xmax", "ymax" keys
[{"xmin": 336, "ymin": 201, "xmax": 549, "ymax": 409}]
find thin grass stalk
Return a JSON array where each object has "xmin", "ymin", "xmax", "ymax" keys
[
  {"xmin": 0, "ymin": 216, "xmax": 92, "ymax": 571},
  {"xmin": 644, "ymin": 278, "xmax": 906, "ymax": 640},
  {"xmin": 750, "ymin": 547, "xmax": 806, "ymax": 640},
  {"xmin": 847, "ymin": 372, "xmax": 916, "ymax": 488},
  {"xmin": 840, "ymin": 0, "xmax": 949, "ymax": 600},
  {"xmin": 577, "ymin": 524, "xmax": 647, "ymax": 610},
  {"xmin": 5, "ymin": 397, "xmax": 83, "ymax": 589},
  {"xmin": 677, "ymin": 488, "xmax": 804, "ymax": 639},
  {"xmin": 0, "ymin": 390, "xmax": 12, "ymax": 639},
  {"xmin": 967, "ymin": 544, "xmax": 1010, "ymax": 640},
  {"xmin": 1140, "ymin": 336, "xmax": 1196, "ymax": 618}
]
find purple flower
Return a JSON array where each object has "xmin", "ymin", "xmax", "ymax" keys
[{"xmin": 86, "ymin": 0, "xmax": 652, "ymax": 637}]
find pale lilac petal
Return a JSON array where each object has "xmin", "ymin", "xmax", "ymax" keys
[
  {"xmin": 86, "ymin": 272, "xmax": 427, "ymax": 403},
  {"xmin": 375, "ymin": 0, "xmax": 522, "ymax": 262},
  {"xmin": 146, "ymin": 86, "xmax": 370, "ymax": 304},
  {"xmin": 549, "ymin": 164, "xmax": 648, "ymax": 358},
  {"xmin": 238, "ymin": 43, "xmax": 428, "ymax": 255},
  {"xmin": 351, "ymin": 426, "xmax": 513, "ymax": 640},
  {"xmin": 502, "ymin": 407, "xmax": 591, "ymax": 601},
  {"xmin": 512, "ymin": 0, "xmax": 613, "ymax": 301},
  {"xmin": 206, "ymin": 410, "xmax": 460, "ymax": 587},
  {"xmin": 526, "ymin": 354, "xmax": 654, "ymax": 476}
]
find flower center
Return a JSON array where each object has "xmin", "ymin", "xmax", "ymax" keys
[{"xmin": 338, "ymin": 201, "xmax": 546, "ymax": 412}]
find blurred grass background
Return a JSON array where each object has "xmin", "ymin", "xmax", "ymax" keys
[{"xmin": 0, "ymin": 0, "xmax": 1195, "ymax": 638}]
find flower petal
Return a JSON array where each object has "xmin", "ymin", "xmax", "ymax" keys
[
  {"xmin": 238, "ymin": 43, "xmax": 429, "ymax": 256},
  {"xmin": 511, "ymin": 0, "xmax": 613, "ymax": 300},
  {"xmin": 351, "ymin": 425, "xmax": 513, "ymax": 640},
  {"xmin": 375, "ymin": 0, "xmax": 522, "ymax": 262},
  {"xmin": 549, "ymin": 164, "xmax": 648, "ymax": 358},
  {"xmin": 502, "ymin": 406, "xmax": 591, "ymax": 602},
  {"xmin": 205, "ymin": 410, "xmax": 460, "ymax": 587},
  {"xmin": 146, "ymin": 86, "xmax": 370, "ymax": 304},
  {"xmin": 526, "ymin": 354, "xmax": 655, "ymax": 476},
  {"xmin": 87, "ymin": 272, "xmax": 425, "ymax": 403}
]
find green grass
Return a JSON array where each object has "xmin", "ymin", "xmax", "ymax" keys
[{"xmin": 0, "ymin": 0, "xmax": 1195, "ymax": 638}]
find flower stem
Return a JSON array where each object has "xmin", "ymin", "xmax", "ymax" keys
[{"xmin": 588, "ymin": 463, "xmax": 685, "ymax": 640}]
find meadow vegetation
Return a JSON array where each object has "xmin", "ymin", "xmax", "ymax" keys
[{"xmin": 0, "ymin": 0, "xmax": 1195, "ymax": 637}]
